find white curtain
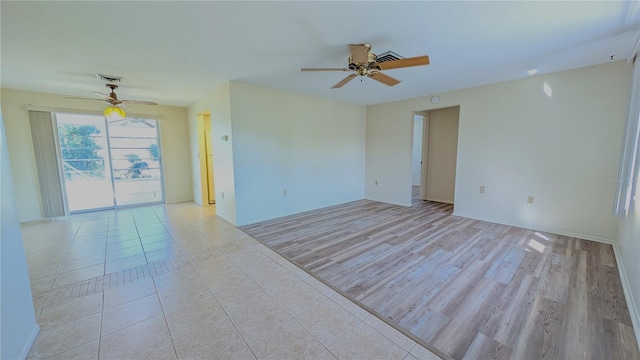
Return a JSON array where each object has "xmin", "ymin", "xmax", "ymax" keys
[{"xmin": 614, "ymin": 48, "xmax": 640, "ymax": 217}]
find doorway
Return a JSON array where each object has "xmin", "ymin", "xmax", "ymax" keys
[
  {"xmin": 55, "ymin": 112, "xmax": 164, "ymax": 213},
  {"xmin": 414, "ymin": 106, "xmax": 460, "ymax": 205},
  {"xmin": 197, "ymin": 113, "xmax": 216, "ymax": 205}
]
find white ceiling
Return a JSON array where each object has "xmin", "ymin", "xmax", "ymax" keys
[{"xmin": 2, "ymin": 1, "xmax": 639, "ymax": 107}]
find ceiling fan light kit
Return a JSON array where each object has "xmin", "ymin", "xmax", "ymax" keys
[
  {"xmin": 104, "ymin": 105, "xmax": 126, "ymax": 120},
  {"xmin": 301, "ymin": 44, "xmax": 430, "ymax": 88}
]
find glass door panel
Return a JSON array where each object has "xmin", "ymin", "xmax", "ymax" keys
[
  {"xmin": 56, "ymin": 113, "xmax": 115, "ymax": 212},
  {"xmin": 107, "ymin": 118, "xmax": 164, "ymax": 206}
]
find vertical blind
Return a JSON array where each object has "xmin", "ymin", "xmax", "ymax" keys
[{"xmin": 28, "ymin": 110, "xmax": 65, "ymax": 217}]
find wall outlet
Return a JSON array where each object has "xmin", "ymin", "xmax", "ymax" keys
[
  {"xmin": 221, "ymin": 192, "xmax": 225, "ymax": 199},
  {"xmin": 479, "ymin": 186, "xmax": 485, "ymax": 194},
  {"xmin": 375, "ymin": 180, "xmax": 378, "ymax": 186},
  {"xmin": 283, "ymin": 189, "xmax": 287, "ymax": 196},
  {"xmin": 527, "ymin": 196, "xmax": 534, "ymax": 204}
]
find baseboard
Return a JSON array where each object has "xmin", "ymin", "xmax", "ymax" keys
[
  {"xmin": 19, "ymin": 324, "xmax": 40, "ymax": 359},
  {"xmin": 215, "ymin": 213, "xmax": 236, "ymax": 226},
  {"xmin": 425, "ymin": 197, "xmax": 454, "ymax": 205},
  {"xmin": 451, "ymin": 211, "xmax": 615, "ymax": 244},
  {"xmin": 365, "ymin": 196, "xmax": 412, "ymax": 207},
  {"xmin": 611, "ymin": 243, "xmax": 640, "ymax": 352}
]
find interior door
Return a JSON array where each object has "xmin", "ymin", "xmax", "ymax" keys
[{"xmin": 204, "ymin": 130, "xmax": 216, "ymax": 204}]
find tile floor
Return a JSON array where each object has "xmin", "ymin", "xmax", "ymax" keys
[{"xmin": 23, "ymin": 203, "xmax": 440, "ymax": 359}]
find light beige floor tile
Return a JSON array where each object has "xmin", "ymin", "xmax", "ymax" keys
[
  {"xmin": 106, "ymin": 238, "xmax": 141, "ymax": 252},
  {"xmin": 248, "ymin": 320, "xmax": 326, "ymax": 359},
  {"xmin": 164, "ymin": 293, "xmax": 227, "ymax": 339},
  {"xmin": 214, "ymin": 278, "xmax": 270, "ymax": 314},
  {"xmin": 53, "ymin": 264, "xmax": 104, "ymax": 288},
  {"xmin": 140, "ymin": 233, "xmax": 172, "ymax": 245},
  {"xmin": 268, "ymin": 278, "xmax": 327, "ymax": 317},
  {"xmin": 198, "ymin": 262, "xmax": 252, "ymax": 294},
  {"xmin": 304, "ymin": 276, "xmax": 340, "ymax": 297},
  {"xmin": 59, "ymin": 254, "xmax": 105, "ymax": 273},
  {"xmin": 409, "ymin": 344, "xmax": 441, "ymax": 360},
  {"xmin": 49, "ymin": 339, "xmax": 99, "ymax": 360},
  {"xmin": 296, "ymin": 297, "xmax": 361, "ymax": 347},
  {"xmin": 99, "ymin": 315, "xmax": 171, "ymax": 360},
  {"xmin": 228, "ymin": 346, "xmax": 258, "ymax": 360},
  {"xmin": 364, "ymin": 315, "xmax": 416, "ymax": 351},
  {"xmin": 329, "ymin": 293, "xmax": 371, "ymax": 320},
  {"xmin": 30, "ymin": 275, "xmax": 55, "ymax": 302},
  {"xmin": 403, "ymin": 353, "xmax": 420, "ymax": 360},
  {"xmin": 38, "ymin": 292, "xmax": 103, "ymax": 329},
  {"xmin": 145, "ymin": 248, "xmax": 183, "ymax": 263},
  {"xmin": 105, "ymin": 245, "xmax": 144, "ymax": 262},
  {"xmin": 228, "ymin": 297, "xmax": 293, "ymax": 343},
  {"xmin": 101, "ymin": 294, "xmax": 163, "ymax": 335},
  {"xmin": 104, "ymin": 253, "xmax": 147, "ymax": 274},
  {"xmin": 135, "ymin": 343, "xmax": 177, "ymax": 360},
  {"xmin": 328, "ymin": 323, "xmax": 408, "ymax": 360},
  {"xmin": 313, "ymin": 348, "xmax": 338, "ymax": 360},
  {"xmin": 173, "ymin": 317, "xmax": 246, "ymax": 359},
  {"xmin": 103, "ymin": 278, "xmax": 157, "ymax": 309},
  {"xmin": 142, "ymin": 239, "xmax": 178, "ymax": 253},
  {"xmin": 28, "ymin": 313, "xmax": 101, "ymax": 358}
]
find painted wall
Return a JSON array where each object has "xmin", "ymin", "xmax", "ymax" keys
[
  {"xmin": 1, "ymin": 88, "xmax": 192, "ymax": 222},
  {"xmin": 228, "ymin": 81, "xmax": 366, "ymax": 226},
  {"xmin": 0, "ymin": 107, "xmax": 39, "ymax": 359},
  {"xmin": 424, "ymin": 106, "xmax": 459, "ymax": 204},
  {"xmin": 187, "ymin": 82, "xmax": 237, "ymax": 224},
  {"xmin": 411, "ymin": 115, "xmax": 423, "ymax": 186},
  {"xmin": 366, "ymin": 61, "xmax": 630, "ymax": 241}
]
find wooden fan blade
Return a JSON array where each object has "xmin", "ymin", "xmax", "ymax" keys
[
  {"xmin": 369, "ymin": 72, "xmax": 401, "ymax": 86},
  {"xmin": 332, "ymin": 74, "xmax": 357, "ymax": 89},
  {"xmin": 122, "ymin": 100, "xmax": 158, "ymax": 106},
  {"xmin": 301, "ymin": 68, "xmax": 350, "ymax": 72},
  {"xmin": 64, "ymin": 96, "xmax": 107, "ymax": 102},
  {"xmin": 349, "ymin": 44, "xmax": 369, "ymax": 64},
  {"xmin": 91, "ymin": 91, "xmax": 109, "ymax": 98},
  {"xmin": 379, "ymin": 55, "xmax": 430, "ymax": 70}
]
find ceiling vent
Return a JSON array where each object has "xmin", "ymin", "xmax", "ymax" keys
[
  {"xmin": 95, "ymin": 73, "xmax": 124, "ymax": 83},
  {"xmin": 376, "ymin": 51, "xmax": 404, "ymax": 63}
]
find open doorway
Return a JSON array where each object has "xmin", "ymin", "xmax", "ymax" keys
[
  {"xmin": 413, "ymin": 106, "xmax": 460, "ymax": 206},
  {"xmin": 197, "ymin": 113, "xmax": 216, "ymax": 205}
]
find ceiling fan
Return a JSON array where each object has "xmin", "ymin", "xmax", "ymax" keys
[
  {"xmin": 65, "ymin": 83, "xmax": 158, "ymax": 107},
  {"xmin": 301, "ymin": 44, "xmax": 430, "ymax": 88}
]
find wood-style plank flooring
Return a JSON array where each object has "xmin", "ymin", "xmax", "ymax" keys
[{"xmin": 241, "ymin": 187, "xmax": 639, "ymax": 360}]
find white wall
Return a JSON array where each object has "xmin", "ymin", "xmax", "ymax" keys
[
  {"xmin": 1, "ymin": 88, "xmax": 193, "ymax": 222},
  {"xmin": 1, "ymin": 107, "xmax": 39, "ymax": 359},
  {"xmin": 187, "ymin": 82, "xmax": 237, "ymax": 224},
  {"xmin": 228, "ymin": 81, "xmax": 366, "ymax": 226},
  {"xmin": 366, "ymin": 61, "xmax": 631, "ymax": 241},
  {"xmin": 411, "ymin": 115, "xmax": 423, "ymax": 186}
]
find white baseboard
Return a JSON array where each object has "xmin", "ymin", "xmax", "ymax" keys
[
  {"xmin": 215, "ymin": 213, "xmax": 236, "ymax": 226},
  {"xmin": 19, "ymin": 324, "xmax": 40, "ymax": 359},
  {"xmin": 451, "ymin": 211, "xmax": 615, "ymax": 244},
  {"xmin": 365, "ymin": 196, "xmax": 412, "ymax": 207},
  {"xmin": 611, "ymin": 243, "xmax": 640, "ymax": 352},
  {"xmin": 425, "ymin": 197, "xmax": 454, "ymax": 205}
]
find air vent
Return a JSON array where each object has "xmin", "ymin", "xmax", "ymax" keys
[
  {"xmin": 376, "ymin": 51, "xmax": 404, "ymax": 63},
  {"xmin": 95, "ymin": 73, "xmax": 124, "ymax": 83}
]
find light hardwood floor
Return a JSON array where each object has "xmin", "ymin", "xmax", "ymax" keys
[{"xmin": 241, "ymin": 189, "xmax": 639, "ymax": 360}]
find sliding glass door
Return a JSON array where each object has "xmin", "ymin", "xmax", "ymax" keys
[
  {"xmin": 55, "ymin": 113, "xmax": 164, "ymax": 213},
  {"xmin": 108, "ymin": 118, "xmax": 163, "ymax": 206}
]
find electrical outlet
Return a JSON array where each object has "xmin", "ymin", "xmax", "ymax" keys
[
  {"xmin": 527, "ymin": 196, "xmax": 534, "ymax": 204},
  {"xmin": 375, "ymin": 180, "xmax": 378, "ymax": 186},
  {"xmin": 479, "ymin": 186, "xmax": 485, "ymax": 194},
  {"xmin": 283, "ymin": 190, "xmax": 287, "ymax": 196}
]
